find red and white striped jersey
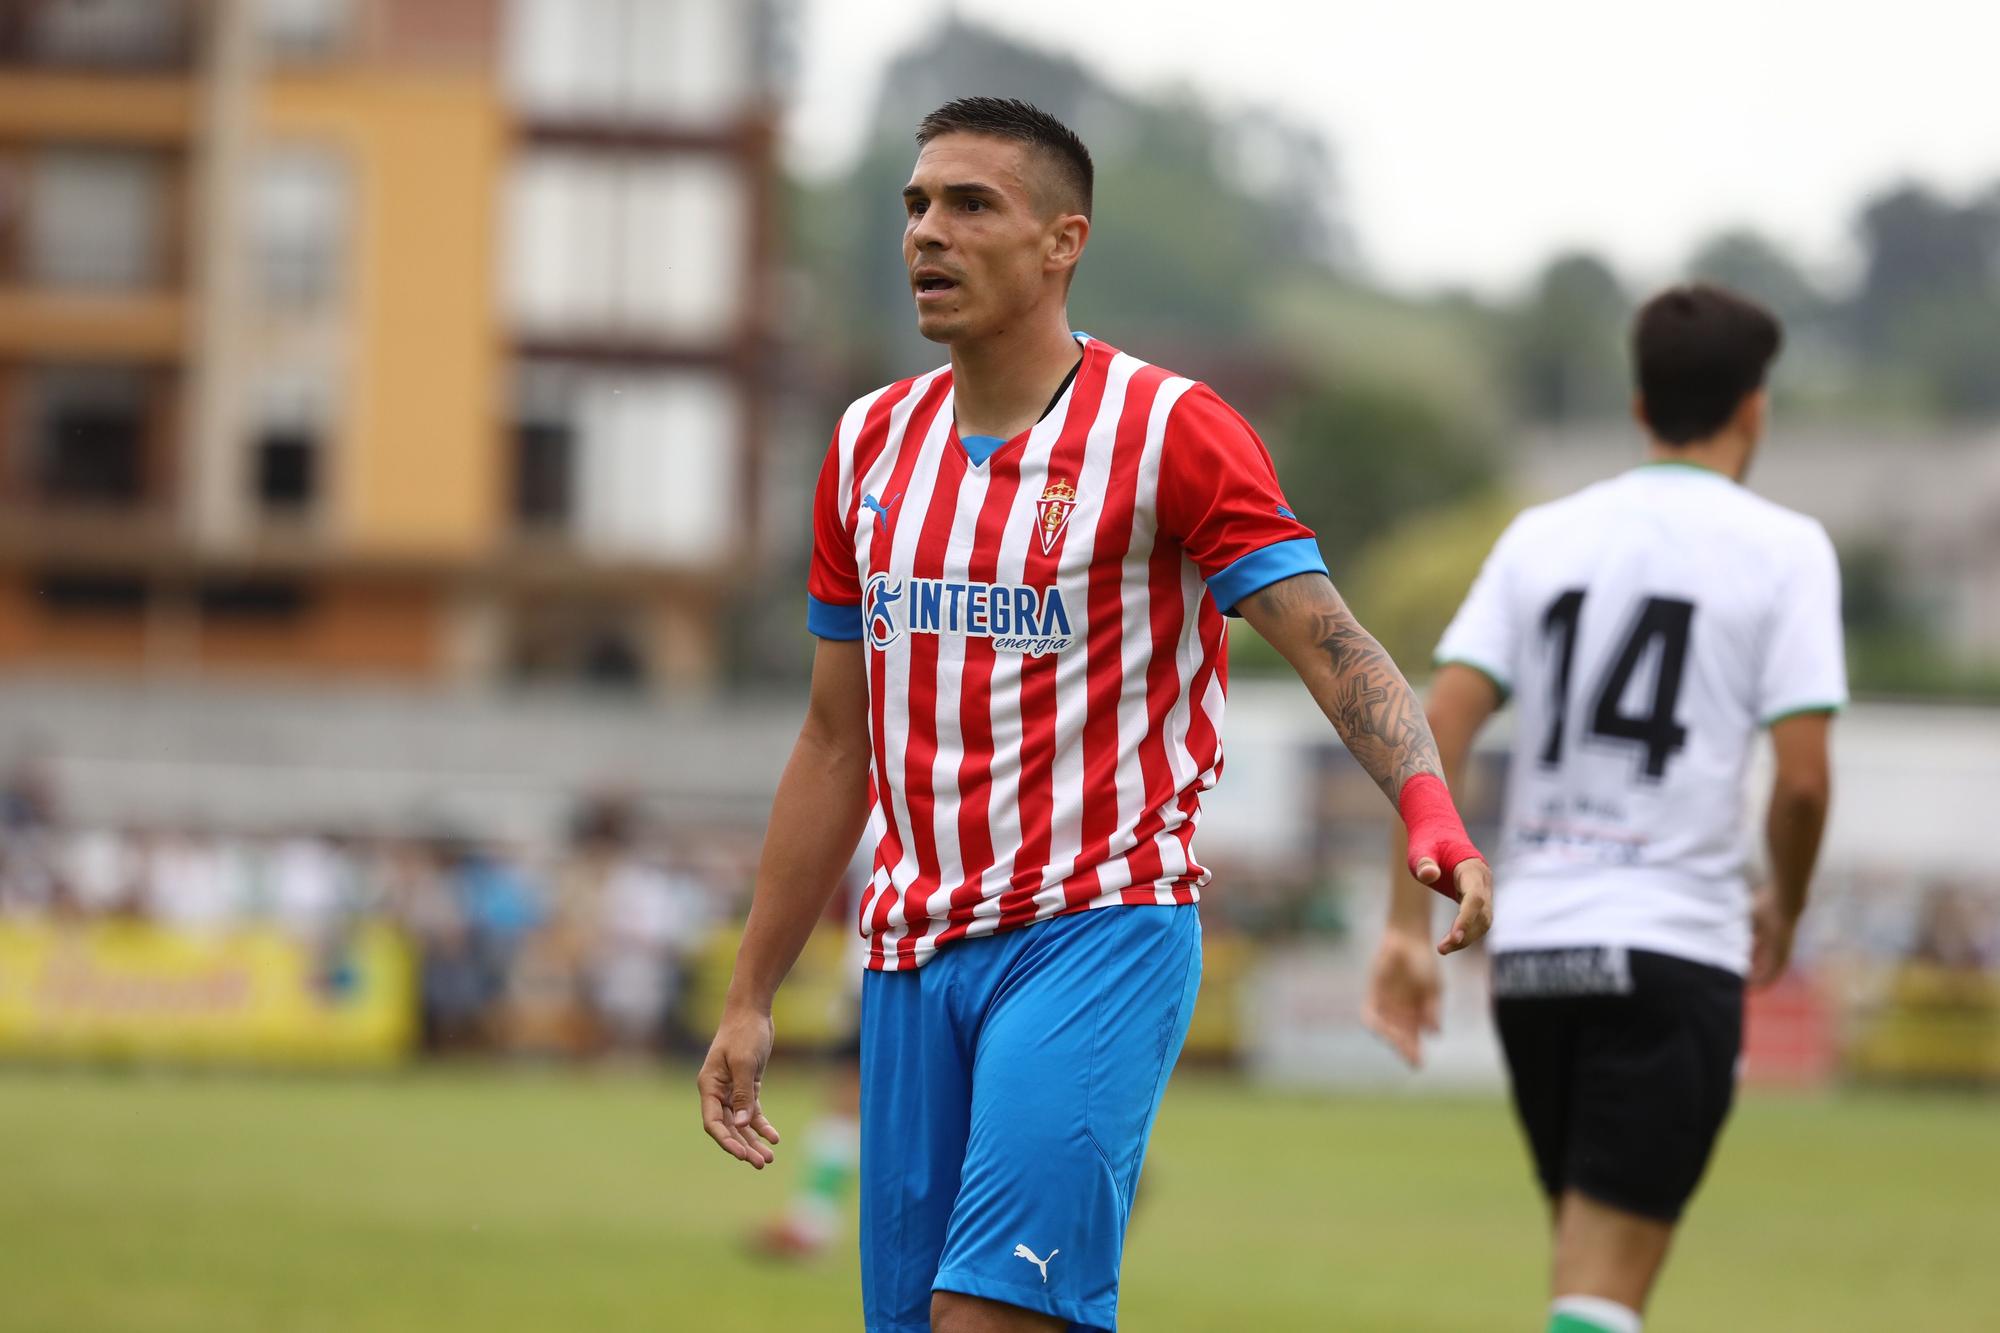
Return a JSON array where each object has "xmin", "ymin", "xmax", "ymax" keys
[{"xmin": 807, "ymin": 336, "xmax": 1324, "ymax": 970}]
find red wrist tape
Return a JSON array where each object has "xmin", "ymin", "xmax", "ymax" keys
[{"xmin": 1399, "ymin": 772, "xmax": 1483, "ymax": 902}]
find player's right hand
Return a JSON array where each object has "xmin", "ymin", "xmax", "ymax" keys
[
  {"xmin": 697, "ymin": 1006, "xmax": 781, "ymax": 1169},
  {"xmin": 1362, "ymin": 930, "xmax": 1442, "ymax": 1069}
]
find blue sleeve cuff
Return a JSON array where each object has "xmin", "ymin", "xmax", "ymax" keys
[
  {"xmin": 1206, "ymin": 537, "xmax": 1329, "ymax": 616},
  {"xmin": 807, "ymin": 594, "xmax": 862, "ymax": 640}
]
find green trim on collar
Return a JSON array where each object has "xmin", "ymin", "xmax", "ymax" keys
[{"xmin": 1635, "ymin": 459, "xmax": 1735, "ymax": 481}]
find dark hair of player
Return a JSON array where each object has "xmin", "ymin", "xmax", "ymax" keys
[
  {"xmin": 915, "ymin": 97, "xmax": 1094, "ymax": 221},
  {"xmin": 1631, "ymin": 284, "xmax": 1784, "ymax": 446}
]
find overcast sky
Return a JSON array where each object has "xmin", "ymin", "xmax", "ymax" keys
[{"xmin": 787, "ymin": 0, "xmax": 2000, "ymax": 295}]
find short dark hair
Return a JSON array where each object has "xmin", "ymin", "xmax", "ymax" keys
[
  {"xmin": 915, "ymin": 97, "xmax": 1093, "ymax": 219},
  {"xmin": 1631, "ymin": 284, "xmax": 1783, "ymax": 445}
]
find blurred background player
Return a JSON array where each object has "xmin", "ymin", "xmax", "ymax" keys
[
  {"xmin": 751, "ymin": 858, "xmax": 868, "ymax": 1260},
  {"xmin": 697, "ymin": 96, "xmax": 1491, "ymax": 1332},
  {"xmin": 1366, "ymin": 284, "xmax": 1843, "ymax": 1333}
]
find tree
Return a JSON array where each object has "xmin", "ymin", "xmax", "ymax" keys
[
  {"xmin": 809, "ymin": 18, "xmax": 1352, "ymax": 375},
  {"xmin": 1341, "ymin": 490, "xmax": 1524, "ymax": 673},
  {"xmin": 1892, "ymin": 294, "xmax": 2000, "ymax": 416},
  {"xmin": 1852, "ymin": 182, "xmax": 2000, "ymax": 346},
  {"xmin": 1505, "ymin": 251, "xmax": 1631, "ymax": 424},
  {"xmin": 1265, "ymin": 377, "xmax": 1500, "ymax": 578},
  {"xmin": 1686, "ymin": 228, "xmax": 1827, "ymax": 333},
  {"xmin": 1846, "ymin": 182, "xmax": 2000, "ymax": 416}
]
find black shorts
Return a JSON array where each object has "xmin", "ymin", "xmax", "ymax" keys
[{"xmin": 1492, "ymin": 947, "xmax": 1743, "ymax": 1223}]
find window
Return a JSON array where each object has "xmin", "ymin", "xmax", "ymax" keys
[
  {"xmin": 30, "ymin": 366, "xmax": 147, "ymax": 505},
  {"xmin": 507, "ymin": 597, "xmax": 648, "ymax": 689},
  {"xmin": 27, "ymin": 148, "xmax": 164, "ymax": 291},
  {"xmin": 621, "ymin": 0, "xmax": 747, "ymax": 121},
  {"xmin": 506, "ymin": 152, "xmax": 746, "ymax": 338},
  {"xmin": 506, "ymin": 153, "xmax": 619, "ymax": 332},
  {"xmin": 619, "ymin": 158, "xmax": 744, "ymax": 339},
  {"xmin": 514, "ymin": 420, "xmax": 574, "ymax": 527},
  {"xmin": 258, "ymin": 0, "xmax": 350, "ymax": 62},
  {"xmin": 506, "ymin": 365, "xmax": 740, "ymax": 560},
  {"xmin": 506, "ymin": 0, "xmax": 622, "ymax": 118},
  {"xmin": 256, "ymin": 429, "xmax": 316, "ymax": 512},
  {"xmin": 16, "ymin": 0, "xmax": 190, "ymax": 69},
  {"xmin": 506, "ymin": 0, "xmax": 750, "ymax": 122},
  {"xmin": 252, "ymin": 149, "xmax": 346, "ymax": 310},
  {"xmin": 580, "ymin": 627, "xmax": 644, "ymax": 687},
  {"xmin": 36, "ymin": 571, "xmax": 147, "ymax": 616},
  {"xmin": 513, "ymin": 367, "xmax": 576, "ymax": 528},
  {"xmin": 249, "ymin": 370, "xmax": 327, "ymax": 517},
  {"xmin": 198, "ymin": 578, "xmax": 311, "ymax": 621},
  {"xmin": 571, "ymin": 370, "xmax": 737, "ymax": 562}
]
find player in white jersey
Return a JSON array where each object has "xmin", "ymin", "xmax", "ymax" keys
[{"xmin": 1365, "ymin": 285, "xmax": 1841, "ymax": 1333}]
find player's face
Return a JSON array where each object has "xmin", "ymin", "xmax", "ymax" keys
[{"xmin": 901, "ymin": 134, "xmax": 1072, "ymax": 345}]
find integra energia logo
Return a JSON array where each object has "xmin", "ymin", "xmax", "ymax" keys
[
  {"xmin": 865, "ymin": 573, "xmax": 903, "ymax": 650},
  {"xmin": 863, "ymin": 572, "xmax": 1074, "ymax": 657}
]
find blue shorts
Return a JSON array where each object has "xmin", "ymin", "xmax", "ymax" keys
[{"xmin": 858, "ymin": 904, "xmax": 1201, "ymax": 1333}]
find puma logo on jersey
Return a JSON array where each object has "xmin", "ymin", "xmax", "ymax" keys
[
  {"xmin": 861, "ymin": 491, "xmax": 901, "ymax": 533},
  {"xmin": 1012, "ymin": 1244, "xmax": 1058, "ymax": 1283}
]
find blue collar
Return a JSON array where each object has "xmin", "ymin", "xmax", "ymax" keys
[{"xmin": 959, "ymin": 434, "xmax": 1008, "ymax": 465}]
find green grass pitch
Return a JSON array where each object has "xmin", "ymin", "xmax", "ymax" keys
[{"xmin": 0, "ymin": 1064, "xmax": 1992, "ymax": 1331}]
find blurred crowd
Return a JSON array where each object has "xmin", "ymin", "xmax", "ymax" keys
[
  {"xmin": 7, "ymin": 746, "xmax": 1996, "ymax": 1081},
  {"xmin": 0, "ymin": 759, "xmax": 752, "ymax": 1058}
]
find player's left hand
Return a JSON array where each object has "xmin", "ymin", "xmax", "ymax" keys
[
  {"xmin": 1748, "ymin": 886, "xmax": 1797, "ymax": 988},
  {"xmin": 1413, "ymin": 856, "xmax": 1493, "ymax": 955},
  {"xmin": 1363, "ymin": 928, "xmax": 1442, "ymax": 1068}
]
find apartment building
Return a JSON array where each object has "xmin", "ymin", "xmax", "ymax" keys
[{"xmin": 0, "ymin": 0, "xmax": 776, "ymax": 690}]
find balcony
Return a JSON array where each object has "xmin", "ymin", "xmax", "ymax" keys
[
  {"xmin": 0, "ymin": 69, "xmax": 196, "ymax": 143},
  {"xmin": 0, "ymin": 0, "xmax": 196, "ymax": 141},
  {"xmin": 0, "ymin": 0, "xmax": 196, "ymax": 72},
  {"xmin": 0, "ymin": 288, "xmax": 187, "ymax": 361},
  {"xmin": 0, "ymin": 142, "xmax": 188, "ymax": 359}
]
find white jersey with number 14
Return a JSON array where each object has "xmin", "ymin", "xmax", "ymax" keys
[{"xmin": 1436, "ymin": 462, "xmax": 1847, "ymax": 975}]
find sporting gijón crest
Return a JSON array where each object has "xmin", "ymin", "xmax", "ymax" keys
[{"xmin": 1035, "ymin": 478, "xmax": 1078, "ymax": 554}]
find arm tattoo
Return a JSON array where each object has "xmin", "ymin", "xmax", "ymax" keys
[{"xmin": 1245, "ymin": 575, "xmax": 1441, "ymax": 803}]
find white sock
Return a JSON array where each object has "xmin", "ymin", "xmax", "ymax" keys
[{"xmin": 1552, "ymin": 1295, "xmax": 1642, "ymax": 1333}]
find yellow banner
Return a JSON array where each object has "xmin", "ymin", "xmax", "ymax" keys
[
  {"xmin": 688, "ymin": 925, "xmax": 858, "ymax": 1048},
  {"xmin": 1847, "ymin": 963, "xmax": 2000, "ymax": 1084},
  {"xmin": 0, "ymin": 921, "xmax": 416, "ymax": 1067}
]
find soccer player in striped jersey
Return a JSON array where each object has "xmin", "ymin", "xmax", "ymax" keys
[
  {"xmin": 1365, "ymin": 286, "xmax": 1842, "ymax": 1333},
  {"xmin": 697, "ymin": 97, "xmax": 1491, "ymax": 1333}
]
